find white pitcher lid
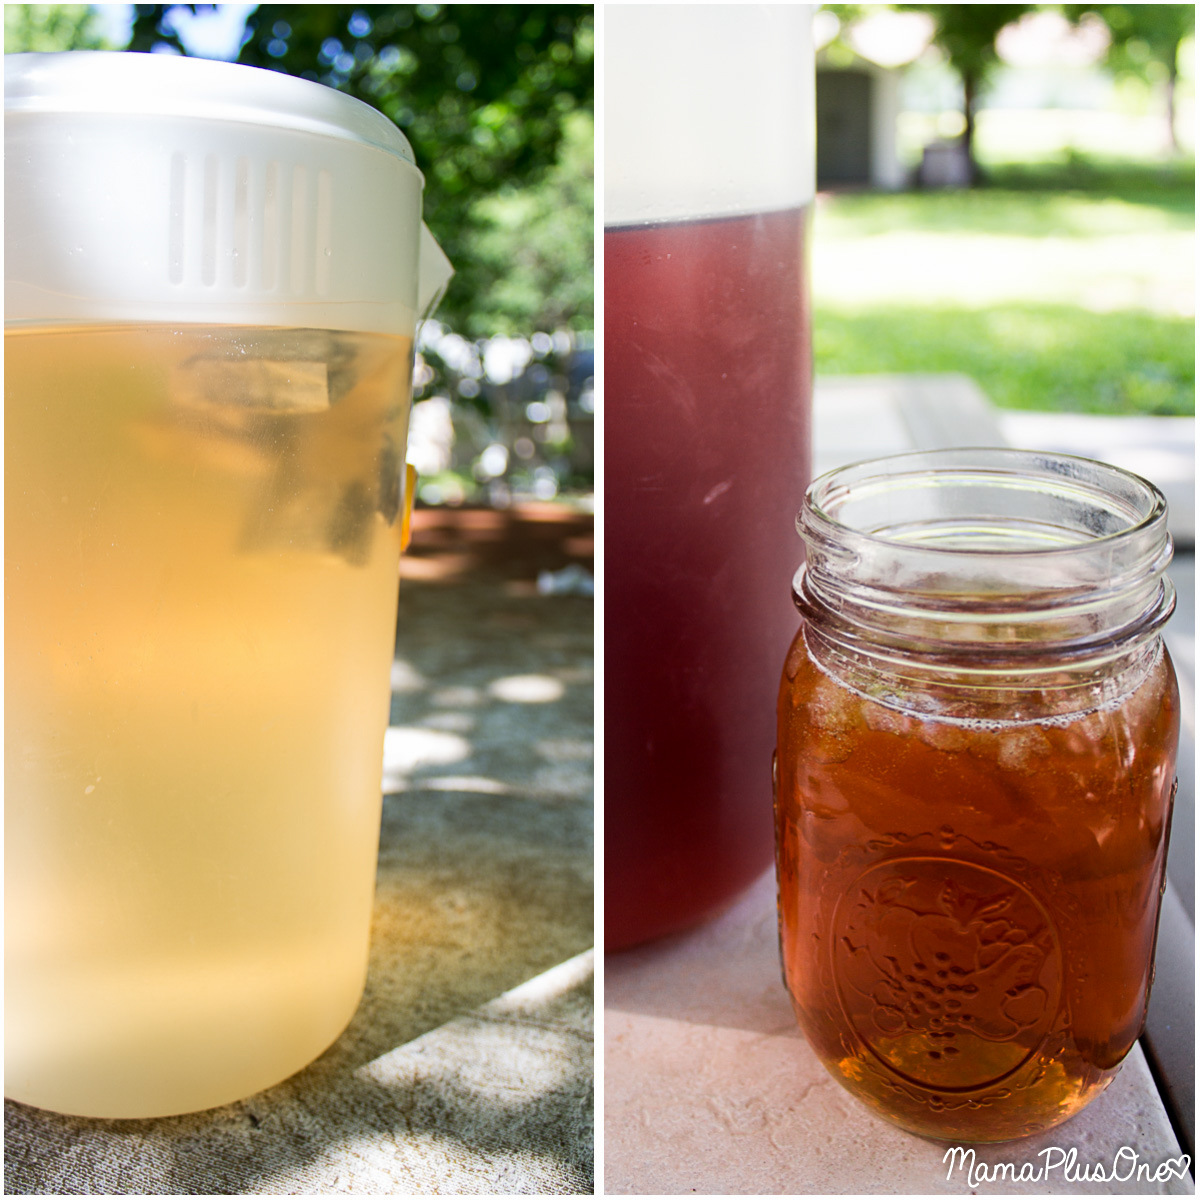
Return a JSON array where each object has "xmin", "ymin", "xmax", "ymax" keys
[
  {"xmin": 5, "ymin": 52, "xmax": 453, "ymax": 335},
  {"xmin": 5, "ymin": 50, "xmax": 420, "ymax": 164}
]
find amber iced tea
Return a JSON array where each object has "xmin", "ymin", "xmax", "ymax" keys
[
  {"xmin": 775, "ymin": 449, "xmax": 1180, "ymax": 1142},
  {"xmin": 776, "ymin": 635, "xmax": 1178, "ymax": 1141}
]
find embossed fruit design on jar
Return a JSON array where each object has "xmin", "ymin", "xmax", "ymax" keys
[{"xmin": 775, "ymin": 449, "xmax": 1179, "ymax": 1142}]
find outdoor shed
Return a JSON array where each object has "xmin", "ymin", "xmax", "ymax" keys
[{"xmin": 816, "ymin": 51, "xmax": 905, "ymax": 190}]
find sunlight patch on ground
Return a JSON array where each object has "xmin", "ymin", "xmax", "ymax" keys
[
  {"xmin": 813, "ymin": 231, "xmax": 1194, "ymax": 316},
  {"xmin": 488, "ymin": 674, "xmax": 566, "ymax": 703},
  {"xmin": 390, "ymin": 659, "xmax": 428, "ymax": 693},
  {"xmin": 417, "ymin": 776, "xmax": 512, "ymax": 795},
  {"xmin": 382, "ymin": 727, "xmax": 471, "ymax": 791},
  {"xmin": 431, "ymin": 685, "xmax": 484, "ymax": 708},
  {"xmin": 350, "ymin": 950, "xmax": 593, "ymax": 1168},
  {"xmin": 421, "ymin": 712, "xmax": 476, "ymax": 734}
]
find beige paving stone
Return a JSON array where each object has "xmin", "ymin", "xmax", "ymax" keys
[{"xmin": 605, "ymin": 871, "xmax": 1189, "ymax": 1196}]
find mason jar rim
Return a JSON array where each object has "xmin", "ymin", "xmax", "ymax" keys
[
  {"xmin": 800, "ymin": 447, "xmax": 1168, "ymax": 560},
  {"xmin": 793, "ymin": 447, "xmax": 1175, "ymax": 670}
]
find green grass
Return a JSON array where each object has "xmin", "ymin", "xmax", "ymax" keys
[
  {"xmin": 817, "ymin": 187, "xmax": 1190, "ymax": 238},
  {"xmin": 816, "ymin": 306, "xmax": 1194, "ymax": 416},
  {"xmin": 983, "ymin": 159, "xmax": 1196, "ymax": 217},
  {"xmin": 813, "ymin": 158, "xmax": 1195, "ymax": 416}
]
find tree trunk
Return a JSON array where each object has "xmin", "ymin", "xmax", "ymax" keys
[
  {"xmin": 962, "ymin": 69, "xmax": 979, "ymax": 186},
  {"xmin": 1167, "ymin": 61, "xmax": 1179, "ymax": 154}
]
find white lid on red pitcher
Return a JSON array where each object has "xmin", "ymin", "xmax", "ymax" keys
[
  {"xmin": 5, "ymin": 51, "xmax": 452, "ymax": 334},
  {"xmin": 604, "ymin": 4, "xmax": 816, "ymax": 227}
]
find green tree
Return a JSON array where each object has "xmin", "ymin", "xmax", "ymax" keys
[
  {"xmin": 128, "ymin": 4, "xmax": 594, "ymax": 333},
  {"xmin": 900, "ymin": 4, "xmax": 1033, "ymax": 182},
  {"xmin": 467, "ymin": 109, "xmax": 593, "ymax": 336},
  {"xmin": 1063, "ymin": 4, "xmax": 1195, "ymax": 152},
  {"xmin": 4, "ymin": 3, "xmax": 111, "ymax": 51}
]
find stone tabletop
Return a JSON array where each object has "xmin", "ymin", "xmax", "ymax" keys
[
  {"xmin": 605, "ymin": 872, "xmax": 1190, "ymax": 1197},
  {"xmin": 5, "ymin": 504, "xmax": 595, "ymax": 1196}
]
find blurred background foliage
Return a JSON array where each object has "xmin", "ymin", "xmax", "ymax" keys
[
  {"xmin": 5, "ymin": 3, "xmax": 110, "ymax": 50},
  {"xmin": 6, "ymin": 3, "xmax": 594, "ymax": 506},
  {"xmin": 814, "ymin": 2, "xmax": 1193, "ymax": 417},
  {"xmin": 822, "ymin": 3, "xmax": 1193, "ymax": 173},
  {"xmin": 6, "ymin": 4, "xmax": 1192, "ymax": 466}
]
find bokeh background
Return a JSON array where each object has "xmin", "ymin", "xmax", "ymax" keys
[
  {"xmin": 812, "ymin": 3, "xmax": 1193, "ymax": 418},
  {"xmin": 5, "ymin": 2, "xmax": 595, "ymax": 510},
  {"xmin": 7, "ymin": 3, "xmax": 1190, "ymax": 492}
]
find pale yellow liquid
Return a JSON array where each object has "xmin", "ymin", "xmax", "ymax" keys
[{"xmin": 5, "ymin": 324, "xmax": 414, "ymax": 1117}]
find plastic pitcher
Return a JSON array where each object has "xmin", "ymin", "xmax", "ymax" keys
[
  {"xmin": 605, "ymin": 6, "xmax": 816, "ymax": 949},
  {"xmin": 4, "ymin": 51, "xmax": 452, "ymax": 1118}
]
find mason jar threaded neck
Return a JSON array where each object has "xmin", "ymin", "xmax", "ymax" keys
[{"xmin": 793, "ymin": 449, "xmax": 1175, "ymax": 681}]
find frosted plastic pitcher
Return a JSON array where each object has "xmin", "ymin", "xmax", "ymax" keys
[
  {"xmin": 605, "ymin": 6, "xmax": 816, "ymax": 949},
  {"xmin": 4, "ymin": 51, "xmax": 452, "ymax": 1118}
]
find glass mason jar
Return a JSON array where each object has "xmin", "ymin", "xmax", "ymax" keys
[{"xmin": 775, "ymin": 449, "xmax": 1179, "ymax": 1142}]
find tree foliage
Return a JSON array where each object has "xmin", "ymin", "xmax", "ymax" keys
[
  {"xmin": 127, "ymin": 4, "xmax": 594, "ymax": 333},
  {"xmin": 1064, "ymin": 3, "xmax": 1194, "ymax": 76},
  {"xmin": 4, "ymin": 3, "xmax": 111, "ymax": 51},
  {"xmin": 1063, "ymin": 4, "xmax": 1195, "ymax": 150},
  {"xmin": 468, "ymin": 110, "xmax": 593, "ymax": 335},
  {"xmin": 899, "ymin": 4, "xmax": 1033, "ymax": 181}
]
